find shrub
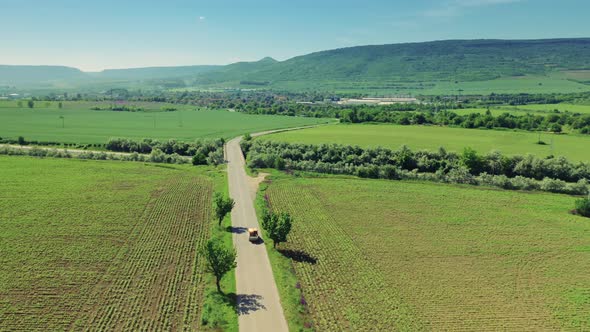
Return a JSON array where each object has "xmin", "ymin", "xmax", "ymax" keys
[
  {"xmin": 446, "ymin": 167, "xmax": 476, "ymax": 185},
  {"xmin": 540, "ymin": 177, "xmax": 567, "ymax": 193},
  {"xmin": 575, "ymin": 196, "xmax": 590, "ymax": 217},
  {"xmin": 206, "ymin": 150, "xmax": 225, "ymax": 166},
  {"xmin": 510, "ymin": 176, "xmax": 540, "ymax": 191}
]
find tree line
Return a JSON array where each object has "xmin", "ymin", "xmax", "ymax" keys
[
  {"xmin": 242, "ymin": 140, "xmax": 590, "ymax": 195},
  {"xmin": 339, "ymin": 109, "xmax": 590, "ymax": 134},
  {"xmin": 106, "ymin": 137, "xmax": 225, "ymax": 166}
]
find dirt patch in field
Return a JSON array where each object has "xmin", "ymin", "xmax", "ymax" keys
[{"xmin": 248, "ymin": 172, "xmax": 269, "ymax": 200}]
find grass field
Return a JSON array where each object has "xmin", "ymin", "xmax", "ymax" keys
[
  {"xmin": 516, "ymin": 103, "xmax": 590, "ymax": 114},
  {"xmin": 0, "ymin": 101, "xmax": 330, "ymax": 144},
  {"xmin": 0, "ymin": 156, "xmax": 235, "ymax": 331},
  {"xmin": 261, "ymin": 124, "xmax": 590, "ymax": 162},
  {"xmin": 262, "ymin": 174, "xmax": 590, "ymax": 330},
  {"xmin": 268, "ymin": 75, "xmax": 590, "ymax": 96},
  {"xmin": 454, "ymin": 104, "xmax": 590, "ymax": 116}
]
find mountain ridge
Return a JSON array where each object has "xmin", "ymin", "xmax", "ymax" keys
[{"xmin": 2, "ymin": 38, "xmax": 589, "ymax": 89}]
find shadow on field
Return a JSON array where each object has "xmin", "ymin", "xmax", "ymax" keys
[
  {"xmin": 235, "ymin": 294, "xmax": 266, "ymax": 315},
  {"xmin": 278, "ymin": 249, "xmax": 318, "ymax": 265},
  {"xmin": 226, "ymin": 226, "xmax": 247, "ymax": 234}
]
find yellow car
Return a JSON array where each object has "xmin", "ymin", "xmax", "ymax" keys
[{"xmin": 248, "ymin": 228, "xmax": 260, "ymax": 242}]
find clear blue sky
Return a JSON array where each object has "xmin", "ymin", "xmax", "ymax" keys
[{"xmin": 1, "ymin": 0, "xmax": 588, "ymax": 71}]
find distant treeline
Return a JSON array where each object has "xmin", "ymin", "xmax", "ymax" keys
[
  {"xmin": 242, "ymin": 139, "xmax": 589, "ymax": 195},
  {"xmin": 90, "ymin": 105, "xmax": 178, "ymax": 112},
  {"xmin": 38, "ymin": 88, "xmax": 590, "ymax": 107},
  {"xmin": 340, "ymin": 109, "xmax": 590, "ymax": 134}
]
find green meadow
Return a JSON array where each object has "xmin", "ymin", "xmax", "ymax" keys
[
  {"xmin": 452, "ymin": 104, "xmax": 590, "ymax": 117},
  {"xmin": 268, "ymin": 75, "xmax": 590, "ymax": 96},
  {"xmin": 0, "ymin": 101, "xmax": 329, "ymax": 144},
  {"xmin": 261, "ymin": 124, "xmax": 590, "ymax": 162}
]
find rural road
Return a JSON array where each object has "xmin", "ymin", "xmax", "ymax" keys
[{"xmin": 226, "ymin": 134, "xmax": 289, "ymax": 332}]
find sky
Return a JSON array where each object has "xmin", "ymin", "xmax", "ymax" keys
[{"xmin": 1, "ymin": 0, "xmax": 589, "ymax": 71}]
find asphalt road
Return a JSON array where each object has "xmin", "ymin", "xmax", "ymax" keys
[{"xmin": 226, "ymin": 135, "xmax": 289, "ymax": 332}]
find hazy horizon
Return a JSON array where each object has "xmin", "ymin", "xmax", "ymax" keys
[{"xmin": 2, "ymin": 0, "xmax": 590, "ymax": 71}]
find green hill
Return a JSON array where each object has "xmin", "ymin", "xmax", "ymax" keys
[
  {"xmin": 0, "ymin": 65, "xmax": 86, "ymax": 85},
  {"xmin": 2, "ymin": 38, "xmax": 590, "ymax": 94},
  {"xmin": 93, "ymin": 65, "xmax": 220, "ymax": 80},
  {"xmin": 200, "ymin": 38, "xmax": 590, "ymax": 83}
]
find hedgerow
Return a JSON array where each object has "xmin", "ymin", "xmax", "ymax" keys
[
  {"xmin": 246, "ymin": 140, "xmax": 590, "ymax": 195},
  {"xmin": 106, "ymin": 137, "xmax": 224, "ymax": 157},
  {"xmin": 0, "ymin": 146, "xmax": 189, "ymax": 165}
]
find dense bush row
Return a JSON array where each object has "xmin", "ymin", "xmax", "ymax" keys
[
  {"xmin": 339, "ymin": 109, "xmax": 590, "ymax": 134},
  {"xmin": 243, "ymin": 140, "xmax": 590, "ymax": 195},
  {"xmin": 0, "ymin": 136, "xmax": 77, "ymax": 147},
  {"xmin": 106, "ymin": 137, "xmax": 225, "ymax": 165},
  {"xmin": 0, "ymin": 146, "xmax": 190, "ymax": 164}
]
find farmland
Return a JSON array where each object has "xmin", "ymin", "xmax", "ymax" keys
[
  {"xmin": 262, "ymin": 174, "xmax": 590, "ymax": 330},
  {"xmin": 516, "ymin": 103, "xmax": 590, "ymax": 114},
  {"xmin": 261, "ymin": 124, "xmax": 590, "ymax": 162},
  {"xmin": 454, "ymin": 104, "xmax": 590, "ymax": 116},
  {"xmin": 0, "ymin": 101, "xmax": 329, "ymax": 144},
  {"xmin": 0, "ymin": 156, "xmax": 233, "ymax": 330},
  {"xmin": 270, "ymin": 75, "xmax": 590, "ymax": 96}
]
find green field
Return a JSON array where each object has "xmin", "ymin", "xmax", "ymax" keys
[
  {"xmin": 262, "ymin": 124, "xmax": 590, "ymax": 162},
  {"xmin": 454, "ymin": 104, "xmax": 590, "ymax": 116},
  {"xmin": 0, "ymin": 101, "xmax": 329, "ymax": 144},
  {"xmin": 262, "ymin": 174, "xmax": 590, "ymax": 330},
  {"xmin": 266, "ymin": 75, "xmax": 590, "ymax": 96},
  {"xmin": 517, "ymin": 103, "xmax": 590, "ymax": 114},
  {"xmin": 0, "ymin": 156, "xmax": 234, "ymax": 330}
]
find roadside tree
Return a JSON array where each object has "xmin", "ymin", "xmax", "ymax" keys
[
  {"xmin": 214, "ymin": 193, "xmax": 235, "ymax": 226},
  {"xmin": 203, "ymin": 238, "xmax": 237, "ymax": 292},
  {"xmin": 262, "ymin": 211, "xmax": 293, "ymax": 248}
]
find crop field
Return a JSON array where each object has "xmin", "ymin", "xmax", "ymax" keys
[
  {"xmin": 0, "ymin": 156, "xmax": 225, "ymax": 330},
  {"xmin": 263, "ymin": 174, "xmax": 590, "ymax": 330},
  {"xmin": 0, "ymin": 101, "xmax": 329, "ymax": 144},
  {"xmin": 261, "ymin": 124, "xmax": 590, "ymax": 162}
]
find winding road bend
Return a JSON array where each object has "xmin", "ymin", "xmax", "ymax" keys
[{"xmin": 226, "ymin": 135, "xmax": 289, "ymax": 332}]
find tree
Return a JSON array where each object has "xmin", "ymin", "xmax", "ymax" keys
[
  {"xmin": 17, "ymin": 136, "xmax": 26, "ymax": 145},
  {"xmin": 192, "ymin": 152, "xmax": 207, "ymax": 165},
  {"xmin": 261, "ymin": 211, "xmax": 293, "ymax": 248},
  {"xmin": 214, "ymin": 193, "xmax": 234, "ymax": 226},
  {"xmin": 58, "ymin": 102, "xmax": 63, "ymax": 109},
  {"xmin": 550, "ymin": 123, "xmax": 562, "ymax": 133},
  {"xmin": 203, "ymin": 238, "xmax": 236, "ymax": 292},
  {"xmin": 461, "ymin": 147, "xmax": 484, "ymax": 175},
  {"xmin": 27, "ymin": 100, "xmax": 34, "ymax": 108}
]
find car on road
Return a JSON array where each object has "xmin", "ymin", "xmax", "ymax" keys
[{"xmin": 248, "ymin": 228, "xmax": 260, "ymax": 242}]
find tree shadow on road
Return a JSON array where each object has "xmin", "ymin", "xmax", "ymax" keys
[
  {"xmin": 235, "ymin": 294, "xmax": 266, "ymax": 315},
  {"xmin": 226, "ymin": 226, "xmax": 247, "ymax": 234},
  {"xmin": 278, "ymin": 249, "xmax": 318, "ymax": 264}
]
